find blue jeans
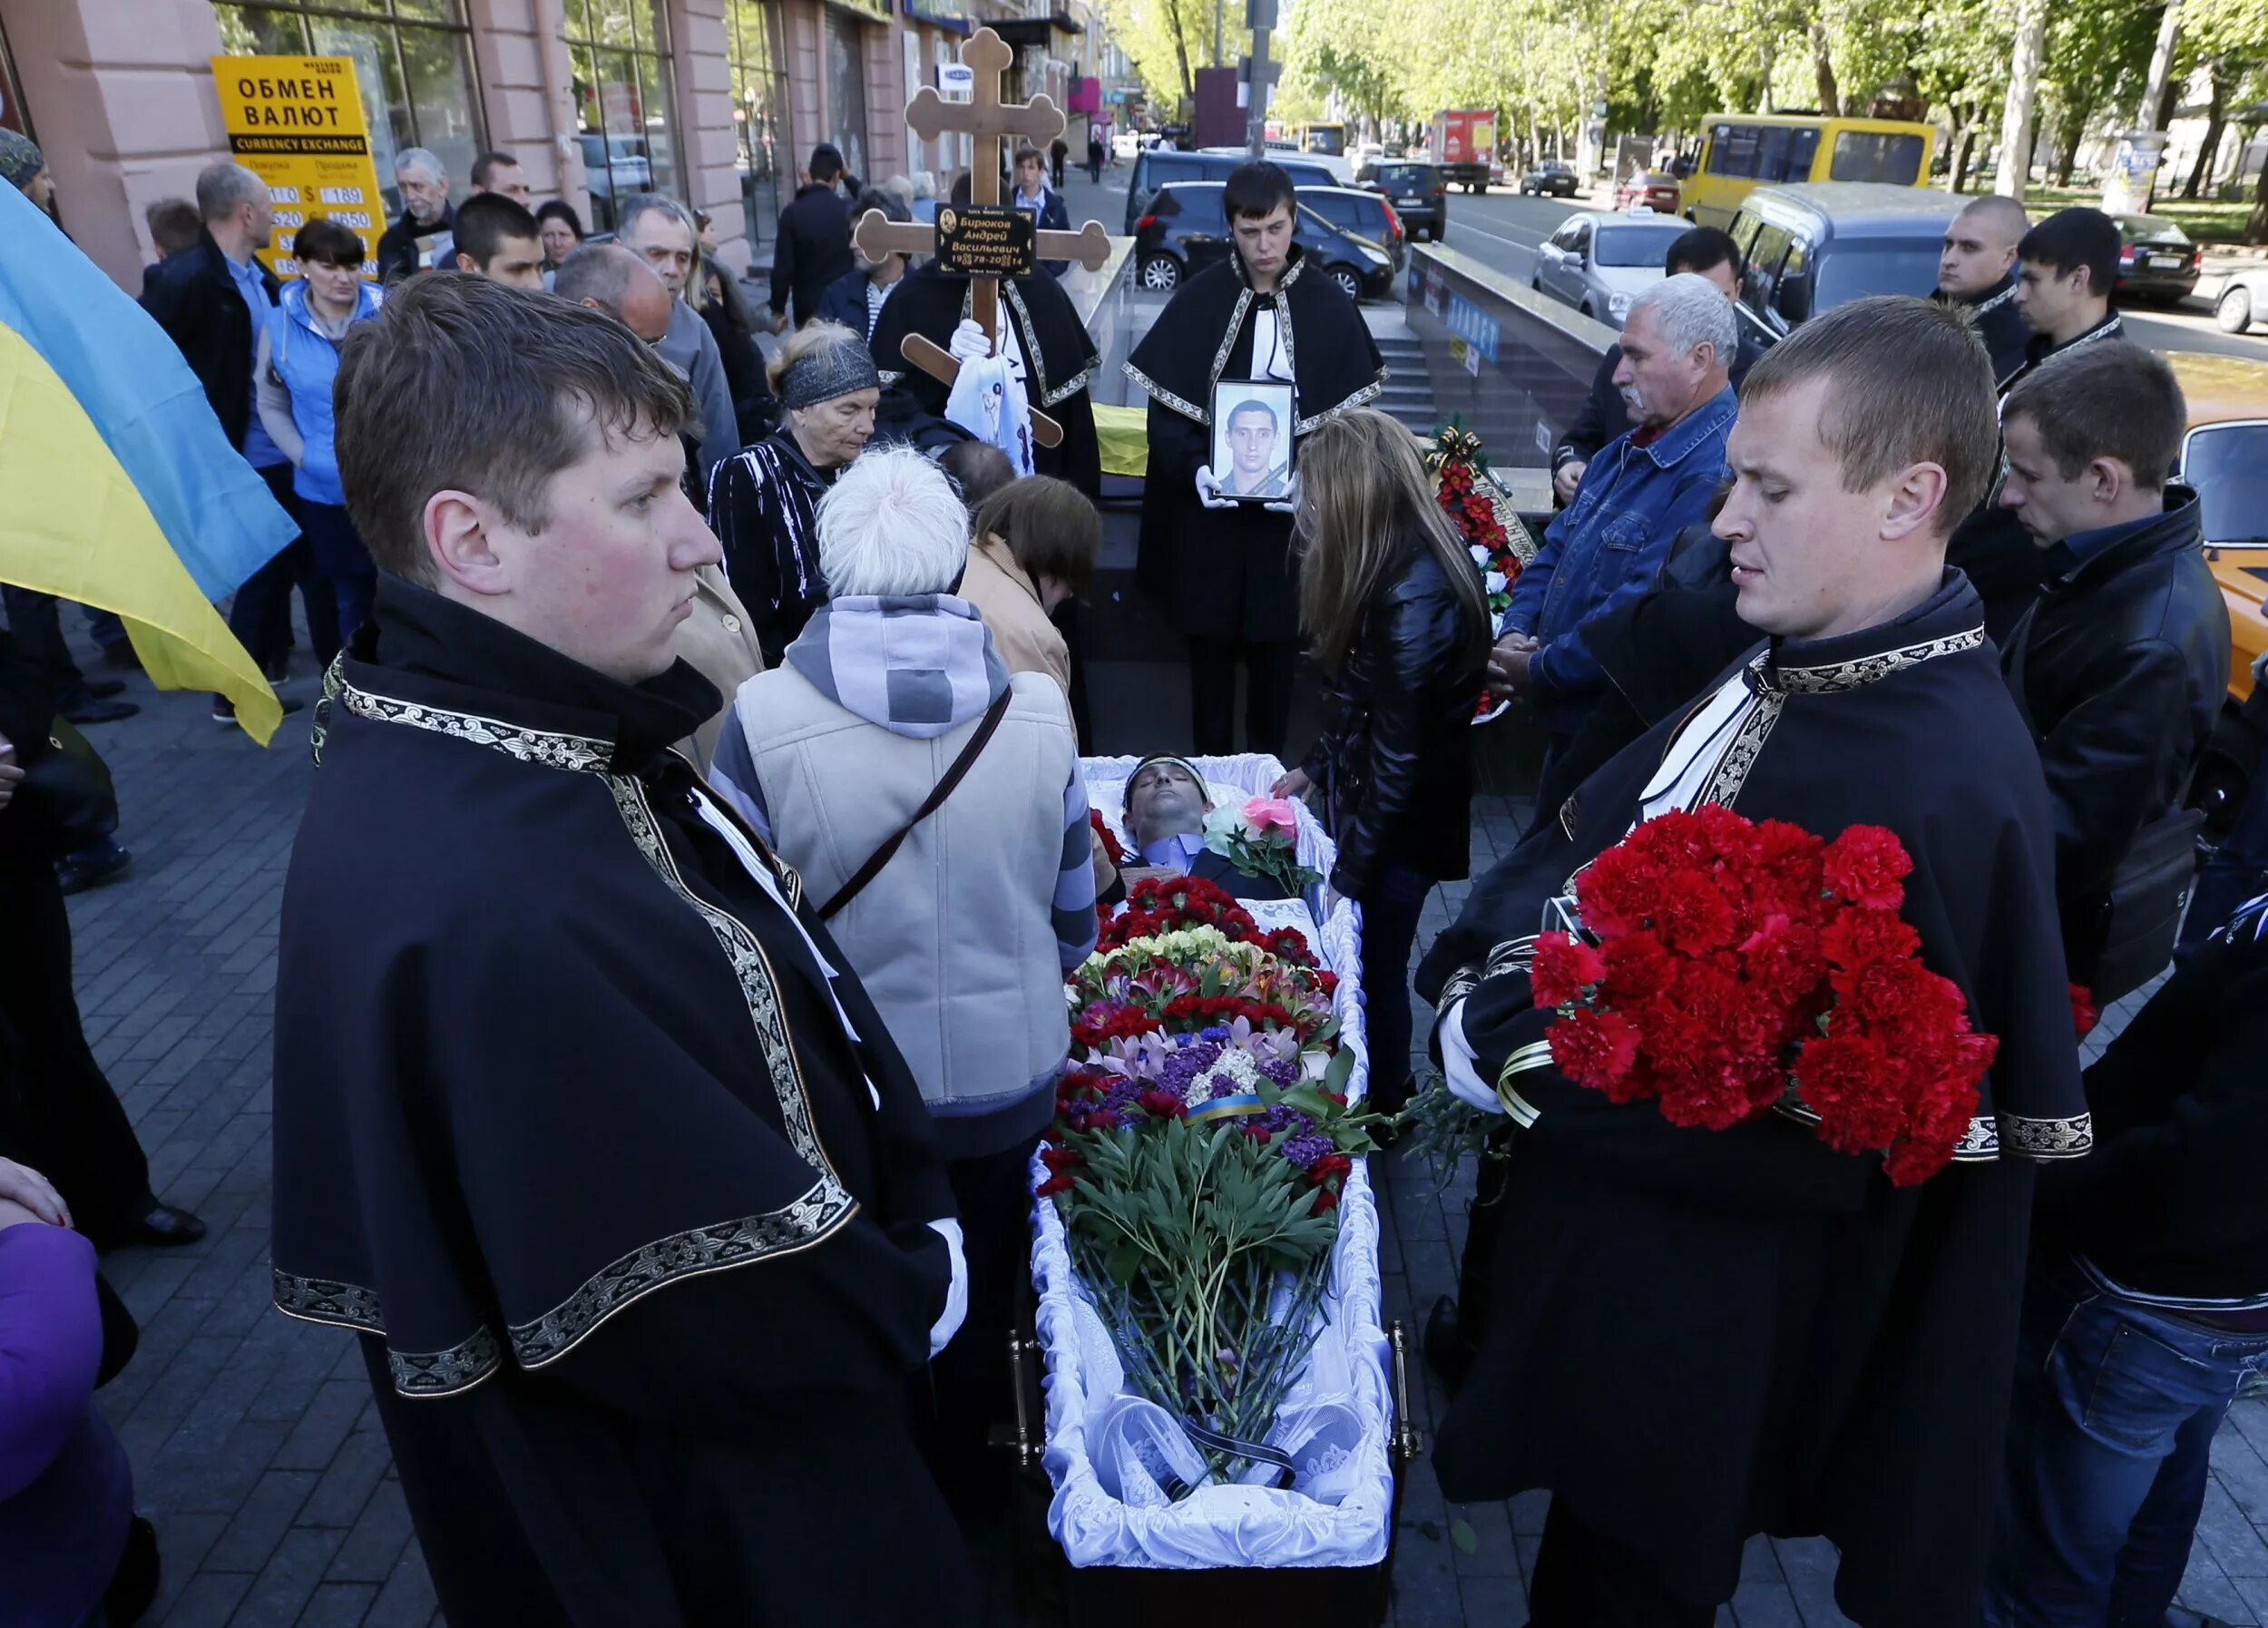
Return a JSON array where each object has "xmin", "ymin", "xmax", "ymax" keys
[
  {"xmin": 1986, "ymin": 1263, "xmax": 2268, "ymax": 1627},
  {"xmin": 1355, "ymin": 860, "xmax": 1432, "ymax": 1114}
]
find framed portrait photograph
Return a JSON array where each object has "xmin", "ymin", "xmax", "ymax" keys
[{"xmin": 1210, "ymin": 378, "xmax": 1296, "ymax": 503}]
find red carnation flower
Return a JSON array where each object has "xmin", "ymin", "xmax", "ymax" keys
[
  {"xmin": 2069, "ymin": 983, "xmax": 2098, "ymax": 1038},
  {"xmin": 1822, "ymin": 826, "xmax": 1913, "ymax": 910},
  {"xmin": 1136, "ymin": 1088, "xmax": 1186, "ymax": 1120},
  {"xmin": 1307, "ymin": 1152, "xmax": 1354, "ymax": 1185},
  {"xmin": 1040, "ymin": 1145, "xmax": 1082, "ymax": 1172},
  {"xmin": 1310, "ymin": 1186, "xmax": 1341, "ymax": 1216},
  {"xmin": 1650, "ymin": 871, "xmax": 1740, "ymax": 956},
  {"xmin": 1818, "ymin": 907, "xmax": 1921, "ymax": 973},
  {"xmin": 1037, "ymin": 1173, "xmax": 1076, "ymax": 1197},
  {"xmin": 1546, "ymin": 1006, "xmax": 1644, "ymax": 1094},
  {"xmin": 1531, "ymin": 931, "xmax": 1608, "ymax": 1007}
]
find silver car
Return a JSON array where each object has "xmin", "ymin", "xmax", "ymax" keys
[{"xmin": 1529, "ymin": 210, "xmax": 1691, "ymax": 328}]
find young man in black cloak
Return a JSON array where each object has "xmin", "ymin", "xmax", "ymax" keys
[
  {"xmin": 1422, "ymin": 297, "xmax": 2092, "ymax": 1627},
  {"xmin": 867, "ymin": 172, "xmax": 1105, "ymax": 499},
  {"xmin": 268, "ymin": 275, "xmax": 976, "ymax": 1627},
  {"xmin": 1125, "ymin": 161, "xmax": 1384, "ymax": 759}
]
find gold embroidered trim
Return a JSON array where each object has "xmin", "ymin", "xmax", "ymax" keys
[
  {"xmin": 1695, "ymin": 662, "xmax": 1787, "ymax": 809},
  {"xmin": 998, "ymin": 280, "xmax": 1100, "ymax": 408},
  {"xmin": 1770, "ymin": 628, "xmax": 1986, "ymax": 694},
  {"xmin": 1122, "ymin": 358, "xmax": 1207, "ymax": 424},
  {"xmin": 508, "ymin": 1193, "xmax": 852, "ymax": 1368},
  {"xmin": 1294, "ymin": 378, "xmax": 1386, "ymax": 436},
  {"xmin": 390, "ymin": 1329, "xmax": 503, "ymax": 1397},
  {"xmin": 270, "ymin": 1270, "xmax": 504, "ymax": 1399},
  {"xmin": 1207, "ymin": 287, "xmax": 1257, "ymax": 410},
  {"xmin": 336, "ymin": 683, "xmax": 615, "ymax": 771},
  {"xmin": 272, "ymin": 1269, "xmax": 384, "ymax": 1333}
]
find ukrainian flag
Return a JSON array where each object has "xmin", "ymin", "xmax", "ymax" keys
[{"xmin": 0, "ymin": 182, "xmax": 288, "ymax": 741}]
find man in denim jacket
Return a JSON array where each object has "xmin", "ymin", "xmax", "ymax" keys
[{"xmin": 1494, "ymin": 274, "xmax": 1738, "ymax": 760}]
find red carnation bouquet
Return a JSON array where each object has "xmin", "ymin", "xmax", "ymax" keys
[
  {"xmin": 1427, "ymin": 424, "xmax": 1530, "ymax": 722},
  {"xmin": 1521, "ymin": 805, "xmax": 1998, "ymax": 1186}
]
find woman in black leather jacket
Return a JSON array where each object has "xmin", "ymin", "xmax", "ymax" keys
[{"xmin": 1275, "ymin": 409, "xmax": 1490, "ymax": 1113}]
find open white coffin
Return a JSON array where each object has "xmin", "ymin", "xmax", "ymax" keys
[{"xmin": 1029, "ymin": 753, "xmax": 1398, "ymax": 1570}]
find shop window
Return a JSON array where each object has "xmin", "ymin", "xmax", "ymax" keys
[
  {"xmin": 727, "ymin": 0, "xmax": 789, "ymax": 239},
  {"xmin": 566, "ymin": 0, "xmax": 680, "ymax": 230},
  {"xmin": 211, "ymin": 1, "xmax": 485, "ymax": 219}
]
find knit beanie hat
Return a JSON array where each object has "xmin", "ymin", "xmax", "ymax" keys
[{"xmin": 0, "ymin": 130, "xmax": 45, "ymax": 192}]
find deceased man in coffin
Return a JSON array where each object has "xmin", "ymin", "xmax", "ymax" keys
[{"xmin": 1120, "ymin": 755, "xmax": 1296, "ymax": 901}]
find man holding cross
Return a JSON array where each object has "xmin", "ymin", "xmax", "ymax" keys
[{"xmin": 1127, "ymin": 161, "xmax": 1384, "ymax": 758}]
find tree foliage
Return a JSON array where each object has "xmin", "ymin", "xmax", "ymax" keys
[{"xmin": 1103, "ymin": 0, "xmax": 1247, "ymax": 109}]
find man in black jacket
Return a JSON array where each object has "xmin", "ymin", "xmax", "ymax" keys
[
  {"xmin": 1947, "ymin": 207, "xmax": 2130, "ymax": 648},
  {"xmin": 1932, "ymin": 193, "xmax": 2031, "ymax": 387},
  {"xmin": 1996, "ymin": 341, "xmax": 2226, "ymax": 999},
  {"xmin": 768, "ymin": 145, "xmax": 855, "ymax": 331},
  {"xmin": 1986, "ymin": 893, "xmax": 2268, "ymax": 1627},
  {"xmin": 372, "ymin": 146, "xmax": 454, "ymax": 284},
  {"xmin": 1548, "ymin": 226, "xmax": 1763, "ymax": 505},
  {"xmin": 141, "ymin": 162, "xmax": 322, "ymax": 713}
]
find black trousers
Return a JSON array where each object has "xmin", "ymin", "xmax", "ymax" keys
[
  {"xmin": 1529, "ymin": 1500, "xmax": 1720, "ymax": 1627},
  {"xmin": 228, "ymin": 466, "xmax": 337, "ymax": 675},
  {"xmin": 1, "ymin": 586, "xmax": 92, "ymax": 709},
  {"xmin": 1187, "ymin": 636, "xmax": 1296, "ymax": 761},
  {"xmin": 926, "ymin": 1136, "xmax": 1039, "ymax": 1520},
  {"xmin": 0, "ymin": 846, "xmax": 152, "ymax": 1248}
]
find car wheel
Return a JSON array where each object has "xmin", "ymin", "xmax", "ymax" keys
[
  {"xmin": 2219, "ymin": 284, "xmax": 2254, "ymax": 334},
  {"xmin": 1330, "ymin": 266, "xmax": 1363, "ymax": 300},
  {"xmin": 1139, "ymin": 252, "xmax": 1182, "ymax": 291}
]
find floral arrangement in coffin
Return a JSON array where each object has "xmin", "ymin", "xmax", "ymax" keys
[
  {"xmin": 1045, "ymin": 875, "xmax": 1374, "ymax": 1487},
  {"xmin": 1427, "ymin": 424, "xmax": 1535, "ymax": 721},
  {"xmin": 1411, "ymin": 806, "xmax": 2002, "ymax": 1187}
]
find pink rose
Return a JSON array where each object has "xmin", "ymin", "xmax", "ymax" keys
[{"xmin": 1244, "ymin": 795, "xmax": 1299, "ymax": 835}]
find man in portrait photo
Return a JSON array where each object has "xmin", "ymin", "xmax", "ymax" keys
[{"xmin": 1218, "ymin": 394, "xmax": 1292, "ymax": 499}]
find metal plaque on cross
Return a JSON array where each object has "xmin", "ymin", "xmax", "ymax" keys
[{"xmin": 850, "ymin": 25, "xmax": 1111, "ymax": 448}]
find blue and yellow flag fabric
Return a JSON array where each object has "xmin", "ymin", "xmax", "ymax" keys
[{"xmin": 0, "ymin": 182, "xmax": 289, "ymax": 740}]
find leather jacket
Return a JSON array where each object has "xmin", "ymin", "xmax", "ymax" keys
[
  {"xmin": 139, "ymin": 228, "xmax": 278, "ymax": 452},
  {"xmin": 2005, "ymin": 486, "xmax": 2230, "ymax": 982},
  {"xmin": 1301, "ymin": 543, "xmax": 1488, "ymax": 898}
]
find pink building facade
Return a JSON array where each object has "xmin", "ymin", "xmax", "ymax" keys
[{"xmin": 0, "ymin": 0, "xmax": 996, "ymax": 293}]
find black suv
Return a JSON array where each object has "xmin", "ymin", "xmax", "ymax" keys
[
  {"xmin": 1123, "ymin": 149, "xmax": 1344, "ymax": 234},
  {"xmin": 1358, "ymin": 160, "xmax": 1447, "ymax": 241},
  {"xmin": 1132, "ymin": 181, "xmax": 1397, "ymax": 299}
]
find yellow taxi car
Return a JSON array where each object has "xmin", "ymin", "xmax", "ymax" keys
[{"xmin": 2165, "ymin": 351, "xmax": 2268, "ymax": 831}]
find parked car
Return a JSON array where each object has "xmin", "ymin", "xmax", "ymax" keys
[
  {"xmin": 1528, "ymin": 209, "xmax": 1690, "ymax": 326},
  {"xmin": 1112, "ymin": 129, "xmax": 1144, "ymax": 160},
  {"xmin": 2215, "ymin": 263, "xmax": 2268, "ymax": 333},
  {"xmin": 1520, "ymin": 161, "xmax": 1580, "ymax": 198},
  {"xmin": 579, "ymin": 132, "xmax": 654, "ymax": 230},
  {"xmin": 1613, "ymin": 170, "xmax": 1683, "ymax": 213},
  {"xmin": 2165, "ymin": 352, "xmax": 2268, "ymax": 838},
  {"xmin": 1303, "ymin": 184, "xmax": 1406, "ymax": 270},
  {"xmin": 2116, "ymin": 213, "xmax": 2203, "ymax": 303},
  {"xmin": 1722, "ymin": 181, "xmax": 1962, "ymax": 349},
  {"xmin": 1123, "ymin": 149, "xmax": 1344, "ymax": 233},
  {"xmin": 1132, "ymin": 181, "xmax": 1396, "ymax": 300},
  {"xmin": 1358, "ymin": 160, "xmax": 1447, "ymax": 242}
]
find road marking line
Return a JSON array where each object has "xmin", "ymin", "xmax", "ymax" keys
[{"xmin": 1448, "ymin": 221, "xmax": 1547, "ymax": 251}]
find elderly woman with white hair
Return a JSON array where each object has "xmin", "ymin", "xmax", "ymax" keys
[
  {"xmin": 709, "ymin": 445, "xmax": 1095, "ymax": 1509},
  {"xmin": 1490, "ymin": 270, "xmax": 1740, "ymax": 764}
]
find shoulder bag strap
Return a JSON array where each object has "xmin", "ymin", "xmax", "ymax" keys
[{"xmin": 817, "ymin": 685, "xmax": 1015, "ymax": 922}]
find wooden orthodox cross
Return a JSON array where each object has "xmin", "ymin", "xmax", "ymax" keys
[{"xmin": 851, "ymin": 26, "xmax": 1112, "ymax": 446}]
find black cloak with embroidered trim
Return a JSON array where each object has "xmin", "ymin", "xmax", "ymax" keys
[
  {"xmin": 1125, "ymin": 245, "xmax": 1385, "ymax": 642},
  {"xmin": 269, "ymin": 580, "xmax": 974, "ymax": 1628},
  {"xmin": 1423, "ymin": 573, "xmax": 2088, "ymax": 1627},
  {"xmin": 867, "ymin": 260, "xmax": 1104, "ymax": 498}
]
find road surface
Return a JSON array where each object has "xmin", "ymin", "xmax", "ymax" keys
[{"xmin": 1427, "ymin": 187, "xmax": 2268, "ymax": 364}]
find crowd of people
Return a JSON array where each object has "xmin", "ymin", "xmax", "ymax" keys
[{"xmin": 4, "ymin": 118, "xmax": 2267, "ymax": 1628}]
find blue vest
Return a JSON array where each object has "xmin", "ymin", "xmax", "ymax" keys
[{"xmin": 265, "ymin": 280, "xmax": 382, "ymax": 506}]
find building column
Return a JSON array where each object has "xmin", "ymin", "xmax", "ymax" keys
[
  {"xmin": 861, "ymin": 15, "xmax": 903, "ymax": 182},
  {"xmin": 666, "ymin": 0, "xmax": 749, "ymax": 270},
  {"xmin": 464, "ymin": 0, "xmax": 586, "ymax": 222},
  {"xmin": 783, "ymin": 0, "xmax": 825, "ymax": 169},
  {"xmin": 0, "ymin": 0, "xmax": 230, "ymax": 291}
]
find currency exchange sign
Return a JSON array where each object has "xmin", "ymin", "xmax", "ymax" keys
[{"xmin": 209, "ymin": 55, "xmax": 389, "ymax": 280}]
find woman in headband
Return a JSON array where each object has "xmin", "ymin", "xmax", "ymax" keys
[{"xmin": 705, "ymin": 319, "xmax": 882, "ymax": 662}]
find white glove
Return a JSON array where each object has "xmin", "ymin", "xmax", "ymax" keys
[
  {"xmin": 926, "ymin": 1217, "xmax": 969, "ymax": 1357},
  {"xmin": 1195, "ymin": 465, "xmax": 1237, "ymax": 510},
  {"xmin": 948, "ymin": 319, "xmax": 992, "ymax": 364},
  {"xmin": 1262, "ymin": 470, "xmax": 1301, "ymax": 515},
  {"xmin": 1439, "ymin": 998, "xmax": 1506, "ymax": 1116}
]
